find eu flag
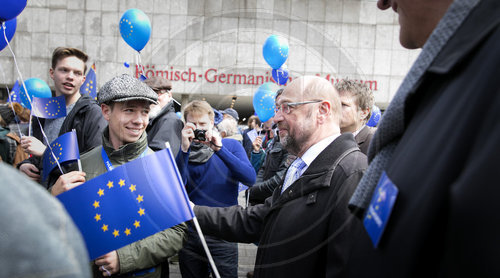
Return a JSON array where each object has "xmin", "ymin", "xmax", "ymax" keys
[
  {"xmin": 42, "ymin": 130, "xmax": 80, "ymax": 181},
  {"xmin": 7, "ymin": 80, "xmax": 21, "ymax": 104},
  {"xmin": 57, "ymin": 148, "xmax": 194, "ymax": 260},
  {"xmin": 31, "ymin": 95, "xmax": 67, "ymax": 119},
  {"xmin": 80, "ymin": 65, "xmax": 97, "ymax": 100}
]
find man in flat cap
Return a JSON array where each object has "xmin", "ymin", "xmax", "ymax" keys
[
  {"xmin": 51, "ymin": 74, "xmax": 186, "ymax": 278},
  {"xmin": 144, "ymin": 76, "xmax": 183, "ymax": 157}
]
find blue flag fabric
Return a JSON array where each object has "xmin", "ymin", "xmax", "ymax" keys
[
  {"xmin": 80, "ymin": 66, "xmax": 97, "ymax": 100},
  {"xmin": 42, "ymin": 130, "xmax": 80, "ymax": 181},
  {"xmin": 7, "ymin": 80, "xmax": 21, "ymax": 104},
  {"xmin": 57, "ymin": 148, "xmax": 194, "ymax": 260},
  {"xmin": 31, "ymin": 95, "xmax": 67, "ymax": 119}
]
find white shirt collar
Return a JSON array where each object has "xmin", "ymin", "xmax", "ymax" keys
[{"xmin": 300, "ymin": 133, "xmax": 340, "ymax": 169}]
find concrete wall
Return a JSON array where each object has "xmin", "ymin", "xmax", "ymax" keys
[{"xmin": 0, "ymin": 0, "xmax": 420, "ymax": 116}]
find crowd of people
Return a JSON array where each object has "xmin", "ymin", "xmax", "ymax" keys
[{"xmin": 0, "ymin": 0, "xmax": 499, "ymax": 277}]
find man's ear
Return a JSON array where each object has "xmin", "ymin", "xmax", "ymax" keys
[
  {"xmin": 359, "ymin": 107, "xmax": 370, "ymax": 122},
  {"xmin": 317, "ymin": 101, "xmax": 331, "ymax": 124},
  {"xmin": 101, "ymin": 103, "xmax": 111, "ymax": 121},
  {"xmin": 49, "ymin": 68, "xmax": 55, "ymax": 80}
]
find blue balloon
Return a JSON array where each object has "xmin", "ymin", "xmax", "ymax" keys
[
  {"xmin": 0, "ymin": 17, "xmax": 17, "ymax": 52},
  {"xmin": 124, "ymin": 62, "xmax": 130, "ymax": 68},
  {"xmin": 262, "ymin": 35, "xmax": 289, "ymax": 69},
  {"xmin": 271, "ymin": 67, "xmax": 289, "ymax": 85},
  {"xmin": 253, "ymin": 82, "xmax": 279, "ymax": 122},
  {"xmin": 119, "ymin": 9, "xmax": 151, "ymax": 52},
  {"xmin": 20, "ymin": 78, "xmax": 52, "ymax": 110},
  {"xmin": 176, "ymin": 111, "xmax": 182, "ymax": 119},
  {"xmin": 367, "ymin": 105, "xmax": 381, "ymax": 127},
  {"xmin": 0, "ymin": 0, "xmax": 27, "ymax": 22}
]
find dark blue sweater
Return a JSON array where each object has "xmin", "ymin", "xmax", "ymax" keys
[{"xmin": 176, "ymin": 138, "xmax": 256, "ymax": 207}]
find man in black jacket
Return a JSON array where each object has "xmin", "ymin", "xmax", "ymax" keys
[
  {"xmin": 347, "ymin": 0, "xmax": 500, "ymax": 276},
  {"xmin": 144, "ymin": 76, "xmax": 183, "ymax": 157},
  {"xmin": 18, "ymin": 47, "xmax": 106, "ymax": 187},
  {"xmin": 193, "ymin": 76, "xmax": 367, "ymax": 277}
]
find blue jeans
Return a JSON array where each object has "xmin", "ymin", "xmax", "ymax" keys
[{"xmin": 179, "ymin": 229, "xmax": 238, "ymax": 278}]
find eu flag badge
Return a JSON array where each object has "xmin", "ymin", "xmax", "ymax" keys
[
  {"xmin": 31, "ymin": 95, "xmax": 67, "ymax": 119},
  {"xmin": 57, "ymin": 148, "xmax": 194, "ymax": 260},
  {"xmin": 7, "ymin": 80, "xmax": 21, "ymax": 104},
  {"xmin": 363, "ymin": 171, "xmax": 399, "ymax": 248},
  {"xmin": 80, "ymin": 65, "xmax": 97, "ymax": 100},
  {"xmin": 42, "ymin": 131, "xmax": 80, "ymax": 181}
]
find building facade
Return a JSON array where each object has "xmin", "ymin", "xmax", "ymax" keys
[{"xmin": 0, "ymin": 0, "xmax": 419, "ymax": 119}]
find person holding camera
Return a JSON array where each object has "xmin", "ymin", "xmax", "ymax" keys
[{"xmin": 175, "ymin": 100, "xmax": 256, "ymax": 278}]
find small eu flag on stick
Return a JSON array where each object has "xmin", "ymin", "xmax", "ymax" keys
[
  {"xmin": 42, "ymin": 130, "xmax": 80, "ymax": 181},
  {"xmin": 31, "ymin": 95, "xmax": 67, "ymax": 119},
  {"xmin": 80, "ymin": 64, "xmax": 97, "ymax": 100}
]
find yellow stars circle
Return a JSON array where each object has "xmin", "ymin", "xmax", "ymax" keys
[{"xmin": 93, "ymin": 178, "xmax": 145, "ymax": 239}]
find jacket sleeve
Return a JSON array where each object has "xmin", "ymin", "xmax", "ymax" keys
[
  {"xmin": 194, "ymin": 198, "xmax": 271, "ymax": 243},
  {"xmin": 248, "ymin": 170, "xmax": 285, "ymax": 204},
  {"xmin": 82, "ymin": 104, "xmax": 107, "ymax": 152},
  {"xmin": 216, "ymin": 139, "xmax": 256, "ymax": 186},
  {"xmin": 250, "ymin": 150, "xmax": 265, "ymax": 174},
  {"xmin": 326, "ymin": 170, "xmax": 365, "ymax": 277},
  {"xmin": 148, "ymin": 117, "xmax": 184, "ymax": 158},
  {"xmin": 117, "ymin": 223, "xmax": 187, "ymax": 274},
  {"xmin": 175, "ymin": 149, "xmax": 190, "ymax": 185}
]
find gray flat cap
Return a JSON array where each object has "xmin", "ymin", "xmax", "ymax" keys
[{"xmin": 98, "ymin": 74, "xmax": 158, "ymax": 105}]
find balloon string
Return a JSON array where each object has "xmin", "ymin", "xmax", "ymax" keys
[
  {"xmin": 0, "ymin": 64, "xmax": 23, "ymax": 137},
  {"xmin": 2, "ymin": 22, "xmax": 62, "ymax": 175},
  {"xmin": 2, "ymin": 21, "xmax": 35, "ymax": 136}
]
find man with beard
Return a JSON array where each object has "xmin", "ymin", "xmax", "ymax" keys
[
  {"xmin": 191, "ymin": 76, "xmax": 367, "ymax": 277},
  {"xmin": 144, "ymin": 76, "xmax": 183, "ymax": 157},
  {"xmin": 18, "ymin": 47, "xmax": 106, "ymax": 186}
]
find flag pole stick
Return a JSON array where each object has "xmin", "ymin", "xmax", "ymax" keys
[
  {"xmin": 164, "ymin": 142, "xmax": 221, "ymax": 278},
  {"xmin": 192, "ymin": 216, "xmax": 221, "ymax": 278},
  {"xmin": 72, "ymin": 129, "xmax": 82, "ymax": 171}
]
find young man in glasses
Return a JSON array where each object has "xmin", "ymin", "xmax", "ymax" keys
[
  {"xmin": 191, "ymin": 76, "xmax": 367, "ymax": 277},
  {"xmin": 144, "ymin": 76, "xmax": 183, "ymax": 157}
]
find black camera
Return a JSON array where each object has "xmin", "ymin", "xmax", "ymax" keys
[{"xmin": 194, "ymin": 129, "xmax": 207, "ymax": 141}]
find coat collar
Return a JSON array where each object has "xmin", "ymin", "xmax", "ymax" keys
[
  {"xmin": 428, "ymin": 0, "xmax": 500, "ymax": 74},
  {"xmin": 271, "ymin": 133, "xmax": 359, "ymax": 206},
  {"xmin": 354, "ymin": 126, "xmax": 374, "ymax": 145},
  {"xmin": 102, "ymin": 126, "xmax": 148, "ymax": 164}
]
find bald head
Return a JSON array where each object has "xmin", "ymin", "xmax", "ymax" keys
[{"xmin": 283, "ymin": 76, "xmax": 342, "ymax": 123}]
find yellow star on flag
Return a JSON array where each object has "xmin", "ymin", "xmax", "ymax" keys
[
  {"xmin": 125, "ymin": 228, "xmax": 131, "ymax": 236},
  {"xmin": 94, "ymin": 213, "xmax": 101, "ymax": 222},
  {"xmin": 134, "ymin": 220, "xmax": 140, "ymax": 228},
  {"xmin": 136, "ymin": 195, "xmax": 144, "ymax": 203},
  {"xmin": 138, "ymin": 208, "xmax": 145, "ymax": 216},
  {"xmin": 98, "ymin": 188, "xmax": 104, "ymax": 197},
  {"xmin": 129, "ymin": 184, "xmax": 136, "ymax": 192},
  {"xmin": 119, "ymin": 179, "xmax": 125, "ymax": 187},
  {"xmin": 113, "ymin": 229, "xmax": 119, "ymax": 237},
  {"xmin": 102, "ymin": 224, "xmax": 108, "ymax": 232},
  {"xmin": 93, "ymin": 200, "xmax": 100, "ymax": 208},
  {"xmin": 107, "ymin": 181, "xmax": 114, "ymax": 189}
]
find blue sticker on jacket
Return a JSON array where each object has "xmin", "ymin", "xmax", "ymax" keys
[{"xmin": 363, "ymin": 171, "xmax": 398, "ymax": 248}]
